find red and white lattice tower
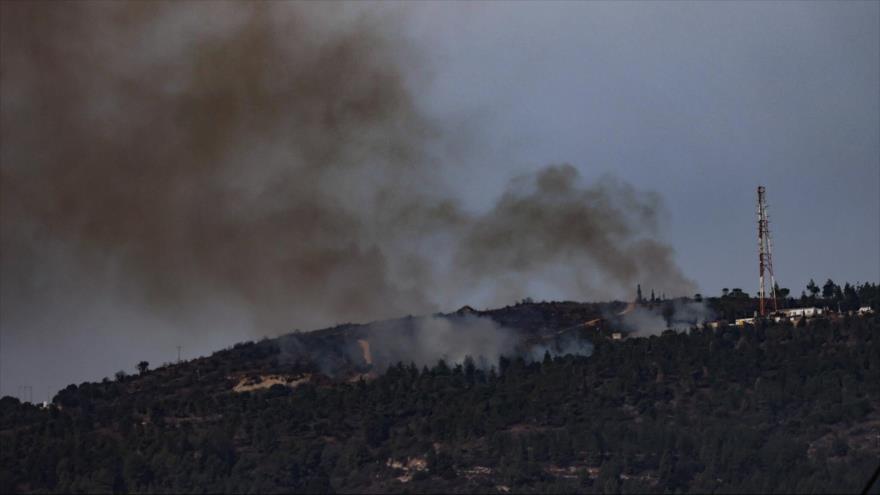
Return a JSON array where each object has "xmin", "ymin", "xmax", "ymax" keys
[{"xmin": 756, "ymin": 186, "xmax": 777, "ymax": 316}]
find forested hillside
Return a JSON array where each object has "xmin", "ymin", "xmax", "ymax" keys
[{"xmin": 1, "ymin": 305, "xmax": 879, "ymax": 493}]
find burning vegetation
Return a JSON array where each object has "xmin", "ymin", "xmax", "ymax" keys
[
  {"xmin": 1, "ymin": 2, "xmax": 878, "ymax": 494},
  {"xmin": 1, "ymin": 298, "xmax": 878, "ymax": 493},
  {"xmin": 2, "ymin": 1, "xmax": 695, "ymax": 359}
]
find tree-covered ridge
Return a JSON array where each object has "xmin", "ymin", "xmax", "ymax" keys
[
  {"xmin": 1, "ymin": 310, "xmax": 878, "ymax": 494},
  {"xmin": 707, "ymin": 280, "xmax": 879, "ymax": 322}
]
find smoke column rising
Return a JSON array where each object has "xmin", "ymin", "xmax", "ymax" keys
[
  {"xmin": 282, "ymin": 315, "xmax": 594, "ymax": 375},
  {"xmin": 357, "ymin": 316, "xmax": 522, "ymax": 371},
  {"xmin": 0, "ymin": 2, "xmax": 693, "ymax": 398},
  {"xmin": 620, "ymin": 300, "xmax": 715, "ymax": 337}
]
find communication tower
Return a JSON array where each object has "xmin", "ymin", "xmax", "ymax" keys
[{"xmin": 757, "ymin": 186, "xmax": 777, "ymax": 316}]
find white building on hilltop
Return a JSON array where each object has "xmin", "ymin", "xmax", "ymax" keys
[{"xmin": 780, "ymin": 307, "xmax": 824, "ymax": 318}]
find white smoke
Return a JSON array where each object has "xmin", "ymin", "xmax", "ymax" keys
[
  {"xmin": 621, "ymin": 300, "xmax": 714, "ymax": 337},
  {"xmin": 276, "ymin": 313, "xmax": 596, "ymax": 377},
  {"xmin": 361, "ymin": 315, "xmax": 515, "ymax": 370},
  {"xmin": 528, "ymin": 332, "xmax": 595, "ymax": 362}
]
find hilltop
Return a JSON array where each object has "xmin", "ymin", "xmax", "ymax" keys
[{"xmin": 1, "ymin": 298, "xmax": 879, "ymax": 493}]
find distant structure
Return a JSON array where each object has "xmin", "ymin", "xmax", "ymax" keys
[
  {"xmin": 780, "ymin": 307, "xmax": 824, "ymax": 318},
  {"xmin": 756, "ymin": 186, "xmax": 778, "ymax": 316}
]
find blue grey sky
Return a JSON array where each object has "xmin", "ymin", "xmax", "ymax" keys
[{"xmin": 409, "ymin": 0, "xmax": 879, "ymax": 297}]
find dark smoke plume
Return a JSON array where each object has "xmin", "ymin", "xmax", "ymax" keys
[
  {"xmin": 455, "ymin": 165, "xmax": 694, "ymax": 305},
  {"xmin": 0, "ymin": 2, "xmax": 693, "ymax": 396}
]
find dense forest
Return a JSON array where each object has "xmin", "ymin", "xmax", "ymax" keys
[{"xmin": 1, "ymin": 284, "xmax": 879, "ymax": 494}]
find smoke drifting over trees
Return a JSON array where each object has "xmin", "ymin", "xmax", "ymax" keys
[
  {"xmin": 619, "ymin": 300, "xmax": 715, "ymax": 337},
  {"xmin": 1, "ymin": 3, "xmax": 693, "ymax": 393},
  {"xmin": 357, "ymin": 316, "xmax": 522, "ymax": 371}
]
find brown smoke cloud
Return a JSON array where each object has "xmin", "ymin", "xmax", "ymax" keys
[
  {"xmin": 0, "ymin": 2, "xmax": 694, "ymax": 394},
  {"xmin": 1, "ymin": 2, "xmax": 443, "ymax": 331}
]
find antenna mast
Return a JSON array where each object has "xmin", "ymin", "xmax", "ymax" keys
[{"xmin": 757, "ymin": 186, "xmax": 777, "ymax": 316}]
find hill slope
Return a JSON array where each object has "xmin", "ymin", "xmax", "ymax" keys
[{"xmin": 1, "ymin": 302, "xmax": 879, "ymax": 493}]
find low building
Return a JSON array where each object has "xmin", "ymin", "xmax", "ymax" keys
[
  {"xmin": 780, "ymin": 307, "xmax": 824, "ymax": 318},
  {"xmin": 859, "ymin": 306, "xmax": 875, "ymax": 315},
  {"xmin": 611, "ymin": 332, "xmax": 623, "ymax": 340},
  {"xmin": 735, "ymin": 317, "xmax": 755, "ymax": 326}
]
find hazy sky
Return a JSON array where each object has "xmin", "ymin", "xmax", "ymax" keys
[
  {"xmin": 407, "ymin": 1, "xmax": 879, "ymax": 296},
  {"xmin": 1, "ymin": 1, "xmax": 877, "ymax": 400}
]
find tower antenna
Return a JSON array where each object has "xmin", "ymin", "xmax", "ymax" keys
[{"xmin": 757, "ymin": 186, "xmax": 777, "ymax": 316}]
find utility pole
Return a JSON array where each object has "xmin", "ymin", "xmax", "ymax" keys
[{"xmin": 757, "ymin": 186, "xmax": 778, "ymax": 316}]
